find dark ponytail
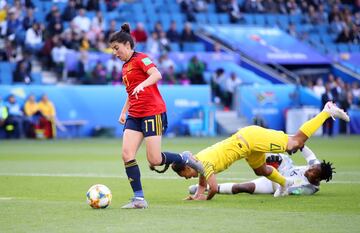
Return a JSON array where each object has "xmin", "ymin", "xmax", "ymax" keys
[
  {"xmin": 109, "ymin": 23, "xmax": 135, "ymax": 49},
  {"xmin": 120, "ymin": 23, "xmax": 131, "ymax": 34}
]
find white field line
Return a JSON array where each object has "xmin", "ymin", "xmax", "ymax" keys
[
  {"xmin": 0, "ymin": 197, "xmax": 13, "ymax": 200},
  {"xmin": 0, "ymin": 172, "xmax": 359, "ymax": 184}
]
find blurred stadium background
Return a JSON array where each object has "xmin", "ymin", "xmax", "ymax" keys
[
  {"xmin": 1, "ymin": 0, "xmax": 360, "ymax": 232},
  {"xmin": 0, "ymin": 0, "xmax": 359, "ymax": 139}
]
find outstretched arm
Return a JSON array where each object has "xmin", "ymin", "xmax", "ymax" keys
[
  {"xmin": 301, "ymin": 146, "xmax": 319, "ymax": 165},
  {"xmin": 206, "ymin": 174, "xmax": 218, "ymax": 200},
  {"xmin": 118, "ymin": 97, "xmax": 129, "ymax": 124},
  {"xmin": 186, "ymin": 175, "xmax": 207, "ymax": 200},
  {"xmin": 190, "ymin": 174, "xmax": 218, "ymax": 200}
]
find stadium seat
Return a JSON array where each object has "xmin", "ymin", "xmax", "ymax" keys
[
  {"xmin": 337, "ymin": 44, "xmax": 350, "ymax": 53},
  {"xmin": 134, "ymin": 14, "xmax": 147, "ymax": 24},
  {"xmin": 316, "ymin": 24, "xmax": 330, "ymax": 34},
  {"xmin": 207, "ymin": 3, "xmax": 216, "ymax": 13},
  {"xmin": 169, "ymin": 43, "xmax": 180, "ymax": 52},
  {"xmin": 152, "ymin": 0, "xmax": 165, "ymax": 5},
  {"xmin": 99, "ymin": 1, "xmax": 107, "ymax": 13},
  {"xmin": 0, "ymin": 62, "xmax": 14, "ymax": 85},
  {"xmin": 237, "ymin": 0, "xmax": 245, "ymax": 5},
  {"xmin": 276, "ymin": 14, "xmax": 289, "ymax": 29},
  {"xmin": 195, "ymin": 14, "xmax": 207, "ymax": 24},
  {"xmin": 207, "ymin": 13, "xmax": 219, "ymax": 24},
  {"xmin": 325, "ymin": 44, "xmax": 337, "ymax": 54},
  {"xmin": 266, "ymin": 14, "xmax": 277, "ymax": 26},
  {"xmin": 349, "ymin": 44, "xmax": 360, "ymax": 52},
  {"xmin": 144, "ymin": 4, "xmax": 156, "ymax": 15},
  {"xmin": 163, "ymin": 21, "xmax": 171, "ymax": 31},
  {"xmin": 85, "ymin": 12, "xmax": 96, "ymax": 20},
  {"xmin": 56, "ymin": 2, "xmax": 67, "ymax": 13},
  {"xmin": 254, "ymin": 14, "xmax": 266, "ymax": 26},
  {"xmin": 63, "ymin": 22, "xmax": 70, "ymax": 30},
  {"xmin": 218, "ymin": 14, "xmax": 230, "ymax": 24},
  {"xmin": 308, "ymin": 34, "xmax": 321, "ymax": 44},
  {"xmin": 132, "ymin": 3, "xmax": 144, "ymax": 15},
  {"xmin": 183, "ymin": 43, "xmax": 206, "ymax": 52},
  {"xmin": 135, "ymin": 43, "xmax": 146, "ymax": 52},
  {"xmin": 316, "ymin": 46, "xmax": 327, "ymax": 54},
  {"xmin": 34, "ymin": 10, "xmax": 45, "ymax": 23},
  {"xmin": 143, "ymin": 15, "xmax": 160, "ymax": 28},
  {"xmin": 289, "ymin": 15, "xmax": 303, "ymax": 25},
  {"xmin": 104, "ymin": 11, "xmax": 118, "ymax": 22},
  {"xmin": 31, "ymin": 72, "xmax": 43, "ymax": 84},
  {"xmin": 167, "ymin": 3, "xmax": 180, "ymax": 13},
  {"xmin": 171, "ymin": 13, "xmax": 185, "ymax": 26},
  {"xmin": 321, "ymin": 34, "xmax": 334, "ymax": 44},
  {"xmin": 41, "ymin": 1, "xmax": 53, "ymax": 14},
  {"xmin": 243, "ymin": 14, "xmax": 254, "ymax": 25}
]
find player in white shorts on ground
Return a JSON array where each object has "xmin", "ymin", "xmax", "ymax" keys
[{"xmin": 188, "ymin": 146, "xmax": 335, "ymax": 196}]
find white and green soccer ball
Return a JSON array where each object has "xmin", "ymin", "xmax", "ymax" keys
[{"xmin": 86, "ymin": 184, "xmax": 112, "ymax": 209}]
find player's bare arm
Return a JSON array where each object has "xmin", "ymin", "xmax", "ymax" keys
[
  {"xmin": 189, "ymin": 175, "xmax": 207, "ymax": 200},
  {"xmin": 118, "ymin": 97, "xmax": 129, "ymax": 124},
  {"xmin": 132, "ymin": 67, "xmax": 162, "ymax": 99},
  {"xmin": 206, "ymin": 174, "xmax": 218, "ymax": 200}
]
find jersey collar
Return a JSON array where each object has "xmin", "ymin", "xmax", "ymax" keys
[{"xmin": 123, "ymin": 51, "xmax": 137, "ymax": 65}]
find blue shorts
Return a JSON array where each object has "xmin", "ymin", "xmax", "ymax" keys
[{"xmin": 124, "ymin": 112, "xmax": 168, "ymax": 137}]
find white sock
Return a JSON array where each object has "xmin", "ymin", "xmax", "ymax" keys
[{"xmin": 218, "ymin": 183, "xmax": 236, "ymax": 194}]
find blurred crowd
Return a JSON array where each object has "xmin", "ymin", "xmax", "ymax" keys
[
  {"xmin": 0, "ymin": 0, "xmax": 359, "ymax": 85},
  {"xmin": 302, "ymin": 73, "xmax": 360, "ymax": 135},
  {"xmin": 0, "ymin": 0, "xmax": 359, "ymax": 113},
  {"xmin": 180, "ymin": 0, "xmax": 360, "ymax": 43},
  {"xmin": 0, "ymin": 93, "xmax": 57, "ymax": 139}
]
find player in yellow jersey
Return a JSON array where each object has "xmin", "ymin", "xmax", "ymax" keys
[{"xmin": 171, "ymin": 101, "xmax": 349, "ymax": 200}]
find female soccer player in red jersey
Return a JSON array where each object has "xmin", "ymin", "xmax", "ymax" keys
[{"xmin": 109, "ymin": 23, "xmax": 197, "ymax": 209}]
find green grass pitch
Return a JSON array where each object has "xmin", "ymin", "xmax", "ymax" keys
[{"xmin": 0, "ymin": 136, "xmax": 360, "ymax": 233}]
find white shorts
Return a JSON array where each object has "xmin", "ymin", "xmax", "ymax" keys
[{"xmin": 252, "ymin": 177, "xmax": 280, "ymax": 194}]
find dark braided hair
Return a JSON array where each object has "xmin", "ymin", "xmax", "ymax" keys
[
  {"xmin": 171, "ymin": 163, "xmax": 186, "ymax": 175},
  {"xmin": 108, "ymin": 23, "xmax": 135, "ymax": 49},
  {"xmin": 320, "ymin": 160, "xmax": 335, "ymax": 182}
]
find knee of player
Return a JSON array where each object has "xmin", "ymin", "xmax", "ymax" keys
[
  {"xmin": 147, "ymin": 156, "xmax": 162, "ymax": 166},
  {"xmin": 121, "ymin": 149, "xmax": 135, "ymax": 162}
]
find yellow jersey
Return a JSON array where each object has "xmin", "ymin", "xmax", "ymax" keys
[
  {"xmin": 38, "ymin": 101, "xmax": 56, "ymax": 118},
  {"xmin": 195, "ymin": 132, "xmax": 249, "ymax": 180},
  {"xmin": 24, "ymin": 101, "xmax": 38, "ymax": 117},
  {"xmin": 194, "ymin": 126, "xmax": 289, "ymax": 179}
]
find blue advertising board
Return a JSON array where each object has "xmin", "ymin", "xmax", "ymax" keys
[
  {"xmin": 201, "ymin": 25, "xmax": 330, "ymax": 65},
  {"xmin": 0, "ymin": 85, "xmax": 212, "ymax": 137}
]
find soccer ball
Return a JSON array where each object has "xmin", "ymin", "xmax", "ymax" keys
[{"xmin": 86, "ymin": 184, "xmax": 112, "ymax": 209}]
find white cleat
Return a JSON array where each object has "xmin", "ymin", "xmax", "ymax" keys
[
  {"xmin": 121, "ymin": 197, "xmax": 148, "ymax": 209},
  {"xmin": 274, "ymin": 179, "xmax": 293, "ymax": 198},
  {"xmin": 322, "ymin": 101, "xmax": 350, "ymax": 122}
]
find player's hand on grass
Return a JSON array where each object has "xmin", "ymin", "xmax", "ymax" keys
[
  {"xmin": 193, "ymin": 194, "xmax": 207, "ymax": 200},
  {"xmin": 183, "ymin": 195, "xmax": 194, "ymax": 200},
  {"xmin": 132, "ymin": 84, "xmax": 145, "ymax": 99},
  {"xmin": 184, "ymin": 194, "xmax": 207, "ymax": 201},
  {"xmin": 118, "ymin": 112, "xmax": 126, "ymax": 124}
]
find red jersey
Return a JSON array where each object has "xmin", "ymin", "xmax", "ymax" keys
[{"xmin": 122, "ymin": 52, "xmax": 166, "ymax": 117}]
